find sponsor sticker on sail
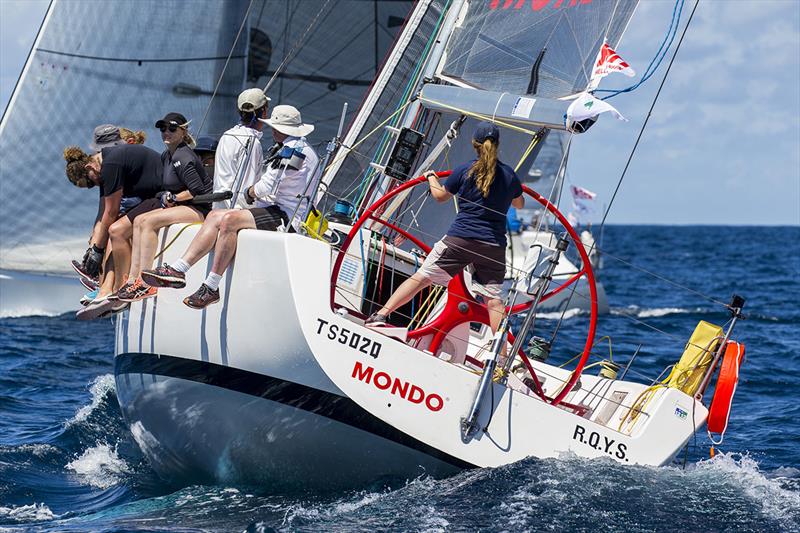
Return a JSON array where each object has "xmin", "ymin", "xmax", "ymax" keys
[{"xmin": 588, "ymin": 42, "xmax": 635, "ymax": 90}]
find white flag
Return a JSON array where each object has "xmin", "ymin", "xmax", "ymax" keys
[{"xmin": 565, "ymin": 92, "xmax": 627, "ymax": 132}]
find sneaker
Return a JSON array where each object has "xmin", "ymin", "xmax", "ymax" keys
[
  {"xmin": 141, "ymin": 264, "xmax": 186, "ymax": 289},
  {"xmin": 71, "ymin": 259, "xmax": 99, "ymax": 285},
  {"xmin": 80, "ymin": 289, "xmax": 99, "ymax": 306},
  {"xmin": 76, "ymin": 295, "xmax": 116, "ymax": 320},
  {"xmin": 117, "ymin": 277, "xmax": 157, "ymax": 302},
  {"xmin": 79, "ymin": 276, "xmax": 99, "ymax": 291},
  {"xmin": 183, "ymin": 284, "xmax": 220, "ymax": 309},
  {"xmin": 365, "ymin": 312, "xmax": 388, "ymax": 327}
]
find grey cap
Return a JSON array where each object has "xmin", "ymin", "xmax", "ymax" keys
[{"xmin": 89, "ymin": 124, "xmax": 124, "ymax": 152}]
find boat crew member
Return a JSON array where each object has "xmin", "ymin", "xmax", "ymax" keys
[
  {"xmin": 113, "ymin": 113, "xmax": 213, "ymax": 304},
  {"xmin": 63, "ymin": 141, "xmax": 163, "ymax": 318},
  {"xmin": 143, "ymin": 105, "xmax": 318, "ymax": 310},
  {"xmin": 213, "ymin": 87, "xmax": 271, "ymax": 209},
  {"xmin": 73, "ymin": 124, "xmax": 147, "ymax": 286},
  {"xmin": 139, "ymin": 89, "xmax": 271, "ymax": 296},
  {"xmin": 366, "ymin": 121, "xmax": 524, "ymax": 337},
  {"xmin": 193, "ymin": 135, "xmax": 219, "ymax": 180}
]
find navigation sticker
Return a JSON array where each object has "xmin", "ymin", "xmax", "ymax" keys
[{"xmin": 511, "ymin": 97, "xmax": 535, "ymax": 118}]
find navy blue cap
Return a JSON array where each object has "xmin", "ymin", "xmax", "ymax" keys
[
  {"xmin": 194, "ymin": 135, "xmax": 219, "ymax": 154},
  {"xmin": 473, "ymin": 121, "xmax": 499, "ymax": 144}
]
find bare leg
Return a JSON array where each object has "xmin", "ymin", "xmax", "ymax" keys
[
  {"xmin": 132, "ymin": 206, "xmax": 203, "ymax": 279},
  {"xmin": 376, "ymin": 272, "xmax": 432, "ymax": 317},
  {"xmin": 108, "ymin": 217, "xmax": 133, "ymax": 292},
  {"xmin": 97, "ymin": 253, "xmax": 116, "ymax": 298},
  {"xmin": 181, "ymin": 209, "xmax": 231, "ymax": 267},
  {"xmin": 210, "ymin": 210, "xmax": 257, "ymax": 275},
  {"xmin": 486, "ymin": 296, "xmax": 509, "ymax": 361}
]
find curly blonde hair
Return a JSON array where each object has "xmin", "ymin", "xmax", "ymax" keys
[
  {"xmin": 119, "ymin": 128, "xmax": 146, "ymax": 144},
  {"xmin": 63, "ymin": 146, "xmax": 94, "ymax": 188},
  {"xmin": 469, "ymin": 138, "xmax": 499, "ymax": 198}
]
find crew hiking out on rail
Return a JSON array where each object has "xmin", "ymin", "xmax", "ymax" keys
[{"xmin": 365, "ymin": 121, "xmax": 524, "ymax": 336}]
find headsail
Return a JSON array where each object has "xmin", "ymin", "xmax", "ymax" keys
[{"xmin": 441, "ymin": 0, "xmax": 638, "ymax": 97}]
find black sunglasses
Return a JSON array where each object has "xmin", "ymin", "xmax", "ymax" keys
[{"xmin": 158, "ymin": 123, "xmax": 181, "ymax": 133}]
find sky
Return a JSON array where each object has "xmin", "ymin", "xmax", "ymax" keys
[{"xmin": 1, "ymin": 0, "xmax": 798, "ymax": 225}]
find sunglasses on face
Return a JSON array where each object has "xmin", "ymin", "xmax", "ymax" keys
[{"xmin": 159, "ymin": 123, "xmax": 181, "ymax": 133}]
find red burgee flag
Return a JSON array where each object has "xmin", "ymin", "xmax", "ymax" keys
[
  {"xmin": 571, "ymin": 185, "xmax": 596, "ymax": 201},
  {"xmin": 588, "ymin": 42, "xmax": 635, "ymax": 90}
]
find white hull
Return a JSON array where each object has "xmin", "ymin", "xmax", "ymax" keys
[
  {"xmin": 0, "ymin": 269, "xmax": 83, "ymax": 317},
  {"xmin": 114, "ymin": 227, "xmax": 464, "ymax": 487},
  {"xmin": 116, "ymin": 227, "xmax": 707, "ymax": 487}
]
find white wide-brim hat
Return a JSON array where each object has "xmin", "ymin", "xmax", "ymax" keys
[{"xmin": 259, "ymin": 104, "xmax": 314, "ymax": 137}]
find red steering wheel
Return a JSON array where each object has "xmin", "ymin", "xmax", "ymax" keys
[{"xmin": 330, "ymin": 173, "xmax": 598, "ymax": 406}]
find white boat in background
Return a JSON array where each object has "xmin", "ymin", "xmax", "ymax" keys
[
  {"xmin": 111, "ymin": 0, "xmax": 748, "ymax": 489},
  {"xmin": 0, "ymin": 0, "xmax": 411, "ymax": 317}
]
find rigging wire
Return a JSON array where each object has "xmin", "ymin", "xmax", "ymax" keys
[
  {"xmin": 196, "ymin": 0, "xmax": 257, "ymax": 135},
  {"xmin": 595, "ymin": 0, "xmax": 685, "ymax": 99},
  {"xmin": 263, "ymin": 0, "xmax": 336, "ymax": 94},
  {"xmin": 593, "ymin": 0, "xmax": 700, "ymax": 274}
]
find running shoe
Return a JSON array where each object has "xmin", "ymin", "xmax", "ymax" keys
[
  {"xmin": 76, "ymin": 295, "xmax": 116, "ymax": 320},
  {"xmin": 141, "ymin": 264, "xmax": 186, "ymax": 289},
  {"xmin": 79, "ymin": 276, "xmax": 99, "ymax": 291},
  {"xmin": 71, "ymin": 259, "xmax": 99, "ymax": 285},
  {"xmin": 183, "ymin": 284, "xmax": 220, "ymax": 309},
  {"xmin": 117, "ymin": 277, "xmax": 157, "ymax": 302},
  {"xmin": 364, "ymin": 312, "xmax": 388, "ymax": 327},
  {"xmin": 80, "ymin": 289, "xmax": 99, "ymax": 306}
]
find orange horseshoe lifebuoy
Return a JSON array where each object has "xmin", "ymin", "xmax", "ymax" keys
[{"xmin": 707, "ymin": 341, "xmax": 746, "ymax": 436}]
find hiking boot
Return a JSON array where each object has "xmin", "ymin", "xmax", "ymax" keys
[
  {"xmin": 71, "ymin": 259, "xmax": 100, "ymax": 285},
  {"xmin": 141, "ymin": 264, "xmax": 186, "ymax": 289},
  {"xmin": 183, "ymin": 284, "xmax": 219, "ymax": 309},
  {"xmin": 365, "ymin": 312, "xmax": 388, "ymax": 327},
  {"xmin": 117, "ymin": 277, "xmax": 157, "ymax": 302}
]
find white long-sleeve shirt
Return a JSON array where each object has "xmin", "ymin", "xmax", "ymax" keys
[
  {"xmin": 251, "ymin": 136, "xmax": 320, "ymax": 229},
  {"xmin": 213, "ymin": 124, "xmax": 264, "ymax": 210}
]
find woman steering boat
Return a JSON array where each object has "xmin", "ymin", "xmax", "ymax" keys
[{"xmin": 366, "ymin": 121, "xmax": 524, "ymax": 336}]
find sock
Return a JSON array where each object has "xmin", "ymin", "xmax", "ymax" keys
[
  {"xmin": 204, "ymin": 272, "xmax": 223, "ymax": 291},
  {"xmin": 172, "ymin": 258, "xmax": 190, "ymax": 273}
]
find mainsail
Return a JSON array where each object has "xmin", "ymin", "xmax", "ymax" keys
[{"xmin": 0, "ymin": 0, "xmax": 411, "ymax": 278}]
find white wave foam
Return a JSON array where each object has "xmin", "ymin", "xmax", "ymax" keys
[
  {"xmin": 65, "ymin": 374, "xmax": 115, "ymax": 428},
  {"xmin": 0, "ymin": 502, "xmax": 56, "ymax": 522},
  {"xmin": 0, "ymin": 308, "xmax": 62, "ymax": 318},
  {"xmin": 65, "ymin": 443, "xmax": 130, "ymax": 489},
  {"xmin": 611, "ymin": 305, "xmax": 700, "ymax": 318},
  {"xmin": 535, "ymin": 308, "xmax": 583, "ymax": 321},
  {"xmin": 691, "ymin": 452, "xmax": 800, "ymax": 526}
]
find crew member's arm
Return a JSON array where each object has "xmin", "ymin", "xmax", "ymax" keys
[
  {"xmin": 512, "ymin": 194, "xmax": 525, "ymax": 208},
  {"xmin": 173, "ymin": 159, "xmax": 208, "ymax": 203},
  {"xmin": 426, "ymin": 171, "xmax": 453, "ymax": 203},
  {"xmin": 246, "ymin": 164, "xmax": 281, "ymax": 204}
]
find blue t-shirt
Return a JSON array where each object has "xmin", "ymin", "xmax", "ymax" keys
[{"xmin": 444, "ymin": 159, "xmax": 523, "ymax": 246}]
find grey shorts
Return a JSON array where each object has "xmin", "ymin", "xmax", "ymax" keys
[
  {"xmin": 248, "ymin": 205, "xmax": 288, "ymax": 231},
  {"xmin": 416, "ymin": 235, "xmax": 505, "ymax": 299}
]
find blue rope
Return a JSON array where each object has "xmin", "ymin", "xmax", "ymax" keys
[{"xmin": 595, "ymin": 0, "xmax": 684, "ymax": 100}]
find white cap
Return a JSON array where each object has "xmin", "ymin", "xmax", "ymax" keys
[
  {"xmin": 237, "ymin": 88, "xmax": 270, "ymax": 112},
  {"xmin": 259, "ymin": 105, "xmax": 314, "ymax": 137}
]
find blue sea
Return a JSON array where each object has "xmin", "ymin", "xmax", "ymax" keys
[{"xmin": 1, "ymin": 226, "xmax": 798, "ymax": 532}]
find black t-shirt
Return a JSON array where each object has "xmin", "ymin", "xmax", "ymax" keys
[{"xmin": 99, "ymin": 144, "xmax": 163, "ymax": 198}]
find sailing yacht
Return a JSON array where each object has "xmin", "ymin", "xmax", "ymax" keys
[
  {"xmin": 0, "ymin": 0, "xmax": 411, "ymax": 317},
  {"xmin": 111, "ymin": 0, "xmax": 745, "ymax": 489}
]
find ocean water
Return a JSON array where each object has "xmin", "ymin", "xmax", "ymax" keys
[{"xmin": 1, "ymin": 225, "xmax": 798, "ymax": 532}]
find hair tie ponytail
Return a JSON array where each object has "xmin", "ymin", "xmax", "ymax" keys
[{"xmin": 468, "ymin": 138, "xmax": 499, "ymax": 198}]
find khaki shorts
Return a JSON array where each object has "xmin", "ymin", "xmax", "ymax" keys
[{"xmin": 416, "ymin": 235, "xmax": 505, "ymax": 299}]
